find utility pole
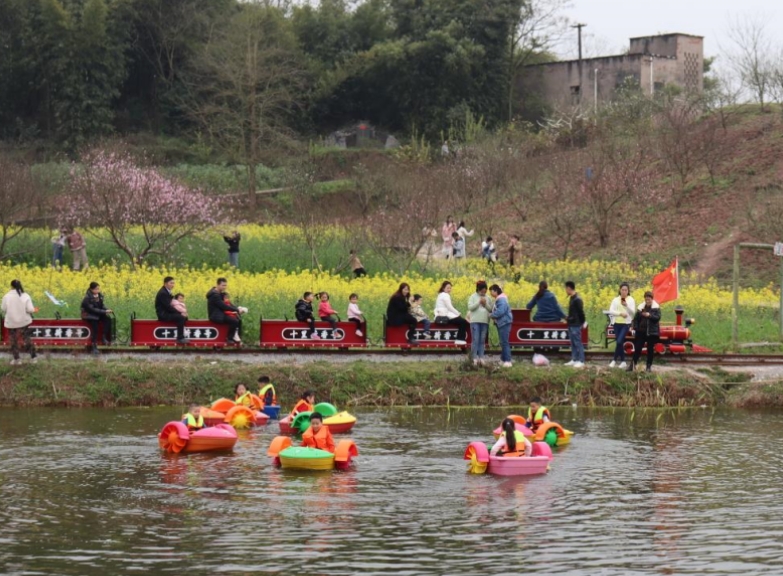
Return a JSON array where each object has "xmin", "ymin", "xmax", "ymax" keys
[{"xmin": 572, "ymin": 23, "xmax": 587, "ymax": 106}]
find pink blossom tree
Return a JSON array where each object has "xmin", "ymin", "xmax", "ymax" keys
[{"xmin": 65, "ymin": 149, "xmax": 220, "ymax": 268}]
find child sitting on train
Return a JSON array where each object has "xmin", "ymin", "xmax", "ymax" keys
[
  {"xmin": 301, "ymin": 412, "xmax": 335, "ymax": 453},
  {"xmin": 318, "ymin": 291, "xmax": 339, "ymax": 331},
  {"xmin": 525, "ymin": 397, "xmax": 551, "ymax": 432},
  {"xmin": 490, "ymin": 418, "xmax": 532, "ymax": 457},
  {"xmin": 234, "ymin": 383, "xmax": 253, "ymax": 407},
  {"xmin": 409, "ymin": 294, "xmax": 431, "ymax": 338},
  {"xmin": 171, "ymin": 293, "xmax": 188, "ymax": 318},
  {"xmin": 258, "ymin": 375, "xmax": 276, "ymax": 407},
  {"xmin": 182, "ymin": 405, "xmax": 206, "ymax": 430},
  {"xmin": 347, "ymin": 293, "xmax": 365, "ymax": 337},
  {"xmin": 291, "ymin": 390, "xmax": 315, "ymax": 418},
  {"xmin": 295, "ymin": 292, "xmax": 319, "ymax": 340}
]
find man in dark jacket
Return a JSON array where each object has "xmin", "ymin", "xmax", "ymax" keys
[
  {"xmin": 81, "ymin": 281, "xmax": 113, "ymax": 354},
  {"xmin": 628, "ymin": 291, "xmax": 662, "ymax": 373},
  {"xmin": 155, "ymin": 276, "xmax": 189, "ymax": 344},
  {"xmin": 206, "ymin": 277, "xmax": 241, "ymax": 344},
  {"xmin": 565, "ymin": 280, "xmax": 586, "ymax": 367}
]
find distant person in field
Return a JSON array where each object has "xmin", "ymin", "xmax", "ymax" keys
[
  {"xmin": 66, "ymin": 228, "xmax": 88, "ymax": 271},
  {"xmin": 81, "ymin": 281, "xmax": 113, "ymax": 355},
  {"xmin": 451, "ymin": 232, "xmax": 465, "ymax": 260},
  {"xmin": 51, "ymin": 229, "xmax": 66, "ymax": 269},
  {"xmin": 441, "ymin": 216, "xmax": 456, "ymax": 259},
  {"xmin": 481, "ymin": 237, "xmax": 497, "ymax": 267},
  {"xmin": 337, "ymin": 250, "xmax": 367, "ymax": 278},
  {"xmin": 155, "ymin": 276, "xmax": 189, "ymax": 344},
  {"xmin": 456, "ymin": 220, "xmax": 474, "ymax": 253},
  {"xmin": 508, "ymin": 235, "xmax": 521, "ymax": 267},
  {"xmin": 223, "ymin": 231, "xmax": 241, "ymax": 268}
]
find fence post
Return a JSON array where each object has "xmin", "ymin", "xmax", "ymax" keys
[{"xmin": 732, "ymin": 244, "xmax": 739, "ymax": 350}]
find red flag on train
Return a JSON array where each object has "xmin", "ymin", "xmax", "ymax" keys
[{"xmin": 652, "ymin": 258, "xmax": 679, "ymax": 304}]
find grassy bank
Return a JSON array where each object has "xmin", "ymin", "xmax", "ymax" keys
[{"xmin": 0, "ymin": 359, "xmax": 764, "ymax": 409}]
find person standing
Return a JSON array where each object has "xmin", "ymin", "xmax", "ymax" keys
[
  {"xmin": 467, "ymin": 280, "xmax": 493, "ymax": 365},
  {"xmin": 1, "ymin": 280, "xmax": 37, "ymax": 365},
  {"xmin": 628, "ymin": 291, "xmax": 662, "ymax": 373},
  {"xmin": 508, "ymin": 235, "xmax": 521, "ymax": 267},
  {"xmin": 489, "ymin": 284, "xmax": 513, "ymax": 368},
  {"xmin": 81, "ymin": 282, "xmax": 113, "ymax": 355},
  {"xmin": 441, "ymin": 216, "xmax": 456, "ymax": 260},
  {"xmin": 456, "ymin": 221, "xmax": 474, "ymax": 253},
  {"xmin": 564, "ymin": 281, "xmax": 586, "ymax": 368},
  {"xmin": 66, "ymin": 228, "xmax": 88, "ymax": 271},
  {"xmin": 155, "ymin": 276, "xmax": 189, "ymax": 344},
  {"xmin": 609, "ymin": 283, "xmax": 635, "ymax": 368},
  {"xmin": 207, "ymin": 277, "xmax": 245, "ymax": 345},
  {"xmin": 51, "ymin": 229, "xmax": 66, "ymax": 269},
  {"xmin": 434, "ymin": 281, "xmax": 469, "ymax": 346},
  {"xmin": 223, "ymin": 231, "xmax": 241, "ymax": 268}
]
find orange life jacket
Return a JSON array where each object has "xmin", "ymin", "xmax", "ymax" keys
[
  {"xmin": 301, "ymin": 425, "xmax": 335, "ymax": 453},
  {"xmin": 291, "ymin": 399, "xmax": 313, "ymax": 418}
]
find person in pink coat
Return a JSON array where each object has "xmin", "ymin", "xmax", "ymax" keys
[{"xmin": 318, "ymin": 292, "xmax": 339, "ymax": 331}]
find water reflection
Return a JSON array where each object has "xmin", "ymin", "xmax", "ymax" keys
[{"xmin": 1, "ymin": 406, "xmax": 782, "ymax": 575}]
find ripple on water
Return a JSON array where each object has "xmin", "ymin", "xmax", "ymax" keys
[{"xmin": 1, "ymin": 407, "xmax": 783, "ymax": 575}]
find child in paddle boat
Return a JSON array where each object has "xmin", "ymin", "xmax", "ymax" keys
[
  {"xmin": 490, "ymin": 418, "xmax": 532, "ymax": 457},
  {"xmin": 301, "ymin": 412, "xmax": 335, "ymax": 453},
  {"xmin": 525, "ymin": 397, "xmax": 551, "ymax": 432},
  {"xmin": 234, "ymin": 383, "xmax": 253, "ymax": 407},
  {"xmin": 258, "ymin": 375, "xmax": 275, "ymax": 407},
  {"xmin": 291, "ymin": 390, "xmax": 315, "ymax": 418},
  {"xmin": 182, "ymin": 405, "xmax": 206, "ymax": 430}
]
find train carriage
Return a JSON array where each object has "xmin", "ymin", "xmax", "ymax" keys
[
  {"xmin": 508, "ymin": 309, "xmax": 588, "ymax": 350},
  {"xmin": 0, "ymin": 315, "xmax": 115, "ymax": 347},
  {"xmin": 259, "ymin": 317, "xmax": 367, "ymax": 348}
]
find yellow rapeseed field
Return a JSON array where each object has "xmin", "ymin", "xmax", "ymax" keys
[{"xmin": 1, "ymin": 224, "xmax": 780, "ymax": 349}]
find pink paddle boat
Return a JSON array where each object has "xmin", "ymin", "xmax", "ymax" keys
[
  {"xmin": 464, "ymin": 441, "xmax": 553, "ymax": 476},
  {"xmin": 158, "ymin": 422, "xmax": 238, "ymax": 454}
]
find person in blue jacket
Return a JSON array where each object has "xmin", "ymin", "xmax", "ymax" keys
[
  {"xmin": 526, "ymin": 281, "xmax": 566, "ymax": 322},
  {"xmin": 490, "ymin": 284, "xmax": 514, "ymax": 367}
]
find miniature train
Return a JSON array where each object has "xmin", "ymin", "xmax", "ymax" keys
[{"xmin": 0, "ymin": 306, "xmax": 703, "ymax": 354}]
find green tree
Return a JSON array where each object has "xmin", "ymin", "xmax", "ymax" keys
[{"xmin": 182, "ymin": 3, "xmax": 309, "ymax": 201}]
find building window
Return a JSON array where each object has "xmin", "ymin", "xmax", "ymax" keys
[{"xmin": 683, "ymin": 52, "xmax": 700, "ymax": 92}]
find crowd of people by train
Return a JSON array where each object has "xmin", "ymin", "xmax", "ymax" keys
[{"xmin": 2, "ymin": 270, "xmax": 665, "ymax": 371}]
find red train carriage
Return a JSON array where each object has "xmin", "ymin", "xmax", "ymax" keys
[
  {"xmin": 130, "ymin": 315, "xmax": 231, "ymax": 348},
  {"xmin": 508, "ymin": 309, "xmax": 587, "ymax": 350},
  {"xmin": 0, "ymin": 316, "xmax": 114, "ymax": 346},
  {"xmin": 604, "ymin": 306, "xmax": 708, "ymax": 354},
  {"xmin": 383, "ymin": 317, "xmax": 472, "ymax": 349},
  {"xmin": 258, "ymin": 318, "xmax": 367, "ymax": 348}
]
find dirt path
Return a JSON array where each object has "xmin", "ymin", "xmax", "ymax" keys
[{"xmin": 693, "ymin": 231, "xmax": 737, "ymax": 278}]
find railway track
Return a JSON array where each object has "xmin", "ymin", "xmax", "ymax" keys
[{"xmin": 7, "ymin": 346, "xmax": 783, "ymax": 366}]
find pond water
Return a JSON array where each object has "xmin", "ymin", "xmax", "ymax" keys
[{"xmin": 0, "ymin": 406, "xmax": 781, "ymax": 575}]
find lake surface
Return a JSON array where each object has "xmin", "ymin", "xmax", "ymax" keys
[{"xmin": 0, "ymin": 406, "xmax": 781, "ymax": 575}]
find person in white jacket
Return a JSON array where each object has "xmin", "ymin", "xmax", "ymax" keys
[
  {"xmin": 1, "ymin": 280, "xmax": 37, "ymax": 365},
  {"xmin": 608, "ymin": 282, "xmax": 635, "ymax": 368},
  {"xmin": 434, "ymin": 281, "xmax": 470, "ymax": 345}
]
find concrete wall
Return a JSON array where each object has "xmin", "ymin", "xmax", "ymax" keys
[{"xmin": 519, "ymin": 33, "xmax": 704, "ymax": 112}]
